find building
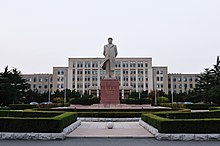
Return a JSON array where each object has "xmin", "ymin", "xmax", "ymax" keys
[
  {"xmin": 168, "ymin": 73, "xmax": 199, "ymax": 94},
  {"xmin": 22, "ymin": 57, "xmax": 199, "ymax": 98},
  {"xmin": 64, "ymin": 57, "xmax": 169, "ymax": 98},
  {"xmin": 22, "ymin": 74, "xmax": 53, "ymax": 93}
]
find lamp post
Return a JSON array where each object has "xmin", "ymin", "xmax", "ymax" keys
[
  {"xmin": 171, "ymin": 76, "xmax": 174, "ymax": 104},
  {"xmin": 64, "ymin": 76, "xmax": 67, "ymax": 106},
  {"xmin": 48, "ymin": 77, "xmax": 51, "ymax": 102},
  {"xmin": 154, "ymin": 70, "xmax": 157, "ymax": 106},
  {"xmin": 138, "ymin": 76, "xmax": 141, "ymax": 100}
]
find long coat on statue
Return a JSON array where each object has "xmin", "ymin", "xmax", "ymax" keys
[{"xmin": 101, "ymin": 44, "xmax": 118, "ymax": 70}]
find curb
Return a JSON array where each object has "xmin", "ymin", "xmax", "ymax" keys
[
  {"xmin": 0, "ymin": 120, "xmax": 81, "ymax": 140},
  {"xmin": 78, "ymin": 117, "xmax": 141, "ymax": 122},
  {"xmin": 139, "ymin": 120, "xmax": 220, "ymax": 141}
]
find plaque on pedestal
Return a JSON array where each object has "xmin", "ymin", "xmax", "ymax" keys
[{"xmin": 100, "ymin": 79, "xmax": 120, "ymax": 104}]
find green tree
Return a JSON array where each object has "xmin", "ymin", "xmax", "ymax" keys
[
  {"xmin": 0, "ymin": 66, "xmax": 30, "ymax": 105},
  {"xmin": 195, "ymin": 56, "xmax": 220, "ymax": 104}
]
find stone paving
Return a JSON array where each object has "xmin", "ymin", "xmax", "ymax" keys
[{"xmin": 67, "ymin": 122, "xmax": 153, "ymax": 138}]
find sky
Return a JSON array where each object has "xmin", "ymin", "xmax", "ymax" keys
[{"xmin": 0, "ymin": 0, "xmax": 219, "ymax": 74}]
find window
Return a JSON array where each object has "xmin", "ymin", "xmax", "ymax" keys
[
  {"xmin": 85, "ymin": 61, "xmax": 90, "ymax": 68},
  {"xmin": 184, "ymin": 77, "xmax": 187, "ymax": 82},
  {"xmin": 160, "ymin": 77, "xmax": 163, "ymax": 81},
  {"xmin": 122, "ymin": 62, "xmax": 128, "ymax": 68},
  {"xmin": 77, "ymin": 62, "xmax": 83, "ymax": 68},
  {"xmin": 44, "ymin": 85, "xmax": 48, "ymax": 89},
  {"xmin": 39, "ymin": 78, "xmax": 43, "ymax": 82},
  {"xmin": 157, "ymin": 77, "xmax": 160, "ymax": 81},
  {"xmin": 138, "ymin": 62, "xmax": 142, "ymax": 67}
]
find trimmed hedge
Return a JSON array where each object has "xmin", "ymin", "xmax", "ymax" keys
[
  {"xmin": 9, "ymin": 104, "xmax": 38, "ymax": 110},
  {"xmin": 142, "ymin": 111, "xmax": 220, "ymax": 133},
  {"xmin": 77, "ymin": 112, "xmax": 142, "ymax": 118},
  {"xmin": 0, "ymin": 110, "xmax": 61, "ymax": 117},
  {"xmin": 121, "ymin": 98, "xmax": 151, "ymax": 104},
  {"xmin": 159, "ymin": 103, "xmax": 216, "ymax": 110},
  {"xmin": 32, "ymin": 107, "xmax": 176, "ymax": 113},
  {"xmin": 0, "ymin": 110, "xmax": 77, "ymax": 133},
  {"xmin": 209, "ymin": 106, "xmax": 220, "ymax": 111},
  {"xmin": 9, "ymin": 103, "xmax": 70, "ymax": 110}
]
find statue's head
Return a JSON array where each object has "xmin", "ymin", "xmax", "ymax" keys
[{"xmin": 108, "ymin": 37, "xmax": 113, "ymax": 44}]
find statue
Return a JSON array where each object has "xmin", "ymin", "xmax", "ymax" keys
[{"xmin": 101, "ymin": 38, "xmax": 118, "ymax": 79}]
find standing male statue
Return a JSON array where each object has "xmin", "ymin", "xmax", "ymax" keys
[{"xmin": 101, "ymin": 37, "xmax": 118, "ymax": 79}]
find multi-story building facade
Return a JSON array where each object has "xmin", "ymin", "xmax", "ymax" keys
[
  {"xmin": 22, "ymin": 74, "xmax": 53, "ymax": 93},
  {"xmin": 64, "ymin": 57, "xmax": 168, "ymax": 98},
  {"xmin": 168, "ymin": 73, "xmax": 199, "ymax": 94},
  {"xmin": 22, "ymin": 57, "xmax": 199, "ymax": 98}
]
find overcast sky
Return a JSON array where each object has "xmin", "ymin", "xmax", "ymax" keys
[{"xmin": 0, "ymin": 0, "xmax": 219, "ymax": 74}]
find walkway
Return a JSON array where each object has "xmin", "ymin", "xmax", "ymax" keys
[{"xmin": 67, "ymin": 122, "xmax": 153, "ymax": 138}]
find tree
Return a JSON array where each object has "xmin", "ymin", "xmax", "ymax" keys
[
  {"xmin": 195, "ymin": 56, "xmax": 220, "ymax": 104},
  {"xmin": 0, "ymin": 66, "xmax": 30, "ymax": 105}
]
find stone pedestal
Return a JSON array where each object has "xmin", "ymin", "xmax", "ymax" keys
[{"xmin": 100, "ymin": 79, "xmax": 120, "ymax": 104}]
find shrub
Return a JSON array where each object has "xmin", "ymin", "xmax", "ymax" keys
[
  {"xmin": 77, "ymin": 112, "xmax": 142, "ymax": 118},
  {"xmin": 0, "ymin": 110, "xmax": 77, "ymax": 133},
  {"xmin": 141, "ymin": 111, "xmax": 220, "ymax": 133},
  {"xmin": 52, "ymin": 97, "xmax": 64, "ymax": 103},
  {"xmin": 9, "ymin": 104, "xmax": 38, "ymax": 110},
  {"xmin": 157, "ymin": 96, "xmax": 169, "ymax": 103},
  {"xmin": 69, "ymin": 96, "xmax": 99, "ymax": 105},
  {"xmin": 121, "ymin": 97, "xmax": 151, "ymax": 104},
  {"xmin": 159, "ymin": 103, "xmax": 216, "ymax": 110}
]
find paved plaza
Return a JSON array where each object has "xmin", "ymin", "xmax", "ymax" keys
[{"xmin": 68, "ymin": 122, "xmax": 153, "ymax": 138}]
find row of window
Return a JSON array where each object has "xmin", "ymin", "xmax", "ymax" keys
[
  {"xmin": 73, "ymin": 69, "xmax": 147, "ymax": 75},
  {"xmin": 168, "ymin": 77, "xmax": 198, "ymax": 82},
  {"xmin": 72, "ymin": 61, "xmax": 148, "ymax": 68},
  {"xmin": 27, "ymin": 77, "xmax": 53, "ymax": 82},
  {"xmin": 157, "ymin": 77, "xmax": 164, "ymax": 82},
  {"xmin": 168, "ymin": 84, "xmax": 194, "ymax": 89},
  {"xmin": 57, "ymin": 70, "xmax": 65, "ymax": 75},
  {"xmin": 74, "ymin": 62, "xmax": 99, "ymax": 68},
  {"xmin": 33, "ymin": 84, "xmax": 53, "ymax": 89}
]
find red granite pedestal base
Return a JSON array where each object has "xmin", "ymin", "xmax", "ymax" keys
[{"xmin": 100, "ymin": 79, "xmax": 120, "ymax": 104}]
